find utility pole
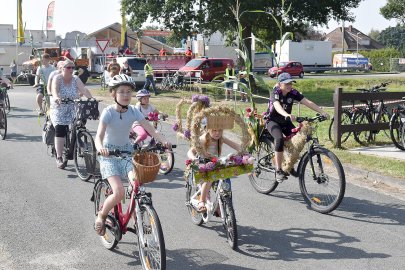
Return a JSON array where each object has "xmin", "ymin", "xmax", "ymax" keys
[{"xmin": 341, "ymin": 21, "xmax": 345, "ymax": 68}]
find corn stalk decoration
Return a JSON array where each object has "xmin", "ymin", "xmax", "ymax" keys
[{"xmin": 231, "ymin": 0, "xmax": 293, "ymax": 152}]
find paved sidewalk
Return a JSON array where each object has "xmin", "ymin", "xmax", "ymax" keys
[{"xmin": 349, "ymin": 145, "xmax": 405, "ymax": 161}]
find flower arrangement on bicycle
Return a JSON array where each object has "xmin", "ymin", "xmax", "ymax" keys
[{"xmin": 184, "ymin": 97, "xmax": 252, "ymax": 249}]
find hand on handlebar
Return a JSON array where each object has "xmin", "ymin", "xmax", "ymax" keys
[
  {"xmin": 98, "ymin": 148, "xmax": 109, "ymax": 157},
  {"xmin": 285, "ymin": 114, "xmax": 296, "ymax": 122}
]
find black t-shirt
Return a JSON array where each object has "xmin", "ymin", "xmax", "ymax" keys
[{"xmin": 267, "ymin": 86, "xmax": 304, "ymax": 124}]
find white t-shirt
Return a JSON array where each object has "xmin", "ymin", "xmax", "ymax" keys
[{"xmin": 36, "ymin": 65, "xmax": 56, "ymax": 84}]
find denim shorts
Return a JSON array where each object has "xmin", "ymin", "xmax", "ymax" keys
[{"xmin": 98, "ymin": 143, "xmax": 133, "ymax": 180}]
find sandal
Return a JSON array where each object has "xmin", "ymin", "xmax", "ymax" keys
[
  {"xmin": 94, "ymin": 212, "xmax": 107, "ymax": 236},
  {"xmin": 197, "ymin": 201, "xmax": 207, "ymax": 213}
]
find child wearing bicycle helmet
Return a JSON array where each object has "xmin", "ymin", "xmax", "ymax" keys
[
  {"xmin": 131, "ymin": 89, "xmax": 168, "ymax": 144},
  {"xmin": 266, "ymin": 73, "xmax": 329, "ymax": 183},
  {"xmin": 187, "ymin": 122, "xmax": 241, "ymax": 213},
  {"xmin": 94, "ymin": 74, "xmax": 170, "ymax": 236}
]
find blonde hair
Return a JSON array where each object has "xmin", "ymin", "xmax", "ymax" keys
[{"xmin": 203, "ymin": 130, "xmax": 223, "ymax": 156}]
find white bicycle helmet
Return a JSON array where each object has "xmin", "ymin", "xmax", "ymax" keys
[
  {"xmin": 108, "ymin": 74, "xmax": 135, "ymax": 90},
  {"xmin": 136, "ymin": 89, "xmax": 151, "ymax": 100}
]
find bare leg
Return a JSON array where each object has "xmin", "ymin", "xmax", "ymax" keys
[
  {"xmin": 98, "ymin": 176, "xmax": 125, "ymax": 218},
  {"xmin": 36, "ymin": 93, "xmax": 43, "ymax": 111}
]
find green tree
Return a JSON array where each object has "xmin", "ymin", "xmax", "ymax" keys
[
  {"xmin": 380, "ymin": 0, "xmax": 405, "ymax": 24},
  {"xmin": 368, "ymin": 28, "xmax": 381, "ymax": 41},
  {"xmin": 122, "ymin": 0, "xmax": 362, "ymax": 61},
  {"xmin": 377, "ymin": 25, "xmax": 405, "ymax": 56}
]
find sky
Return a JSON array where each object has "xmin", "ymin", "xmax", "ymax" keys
[{"xmin": 0, "ymin": 0, "xmax": 399, "ymax": 37}]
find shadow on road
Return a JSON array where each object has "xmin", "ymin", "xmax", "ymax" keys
[
  {"xmin": 5, "ymin": 133, "xmax": 42, "ymax": 142},
  {"xmin": 330, "ymin": 196, "xmax": 405, "ymax": 225},
  {"xmin": 235, "ymin": 225, "xmax": 389, "ymax": 261}
]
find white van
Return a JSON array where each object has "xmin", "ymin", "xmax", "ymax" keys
[{"xmin": 116, "ymin": 56, "xmax": 146, "ymax": 89}]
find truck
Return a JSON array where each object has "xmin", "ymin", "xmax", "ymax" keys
[
  {"xmin": 274, "ymin": 40, "xmax": 333, "ymax": 72},
  {"xmin": 21, "ymin": 46, "xmax": 106, "ymax": 84}
]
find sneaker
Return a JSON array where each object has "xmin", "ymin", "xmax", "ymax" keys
[
  {"xmin": 38, "ymin": 110, "xmax": 45, "ymax": 116},
  {"xmin": 56, "ymin": 157, "xmax": 65, "ymax": 169},
  {"xmin": 240, "ymin": 99, "xmax": 244, "ymax": 102},
  {"xmin": 245, "ymin": 99, "xmax": 249, "ymax": 103},
  {"xmin": 225, "ymin": 98, "xmax": 228, "ymax": 101},
  {"xmin": 276, "ymin": 169, "xmax": 288, "ymax": 183}
]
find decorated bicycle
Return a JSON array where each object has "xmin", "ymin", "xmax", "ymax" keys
[{"xmin": 177, "ymin": 95, "xmax": 253, "ymax": 250}]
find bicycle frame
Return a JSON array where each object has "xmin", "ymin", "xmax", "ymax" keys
[{"xmin": 188, "ymin": 173, "xmax": 230, "ymax": 223}]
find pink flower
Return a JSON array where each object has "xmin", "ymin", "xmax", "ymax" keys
[
  {"xmin": 211, "ymin": 157, "xmax": 218, "ymax": 163},
  {"xmin": 198, "ymin": 164, "xmax": 207, "ymax": 172},
  {"xmin": 242, "ymin": 155, "xmax": 250, "ymax": 165},
  {"xmin": 247, "ymin": 157, "xmax": 255, "ymax": 164},
  {"xmin": 185, "ymin": 159, "xmax": 192, "ymax": 166},
  {"xmin": 246, "ymin": 107, "xmax": 252, "ymax": 113}
]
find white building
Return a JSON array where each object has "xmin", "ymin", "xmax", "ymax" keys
[{"xmin": 0, "ymin": 24, "xmax": 57, "ymax": 74}]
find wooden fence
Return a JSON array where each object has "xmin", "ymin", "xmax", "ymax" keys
[{"xmin": 333, "ymin": 87, "xmax": 404, "ymax": 148}]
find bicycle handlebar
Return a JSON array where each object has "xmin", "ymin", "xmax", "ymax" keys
[
  {"xmin": 355, "ymin": 81, "xmax": 390, "ymax": 93},
  {"xmin": 99, "ymin": 143, "xmax": 177, "ymax": 157},
  {"xmin": 296, "ymin": 114, "xmax": 327, "ymax": 123}
]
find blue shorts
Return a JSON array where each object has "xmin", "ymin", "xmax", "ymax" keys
[{"xmin": 98, "ymin": 143, "xmax": 133, "ymax": 180}]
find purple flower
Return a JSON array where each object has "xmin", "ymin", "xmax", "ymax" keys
[
  {"xmin": 198, "ymin": 164, "xmax": 207, "ymax": 172},
  {"xmin": 184, "ymin": 129, "xmax": 191, "ymax": 139},
  {"xmin": 233, "ymin": 155, "xmax": 243, "ymax": 166},
  {"xmin": 205, "ymin": 162, "xmax": 216, "ymax": 171},
  {"xmin": 192, "ymin": 94, "xmax": 200, "ymax": 103},
  {"xmin": 199, "ymin": 95, "xmax": 210, "ymax": 107},
  {"xmin": 172, "ymin": 122, "xmax": 179, "ymax": 131}
]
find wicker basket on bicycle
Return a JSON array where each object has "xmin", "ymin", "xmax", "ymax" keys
[{"xmin": 133, "ymin": 152, "xmax": 161, "ymax": 183}]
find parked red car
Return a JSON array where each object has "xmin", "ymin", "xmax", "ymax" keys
[
  {"xmin": 268, "ymin": 61, "xmax": 304, "ymax": 78},
  {"xmin": 179, "ymin": 57, "xmax": 234, "ymax": 81}
]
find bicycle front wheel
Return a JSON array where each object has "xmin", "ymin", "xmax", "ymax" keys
[
  {"xmin": 93, "ymin": 179, "xmax": 119, "ymax": 250},
  {"xmin": 401, "ymin": 123, "xmax": 405, "ymax": 150},
  {"xmin": 249, "ymin": 140, "xmax": 278, "ymax": 194},
  {"xmin": 0, "ymin": 107, "xmax": 7, "ymax": 140},
  {"xmin": 389, "ymin": 112, "xmax": 405, "ymax": 150},
  {"xmin": 137, "ymin": 204, "xmax": 166, "ymax": 270},
  {"xmin": 221, "ymin": 196, "xmax": 237, "ymax": 250},
  {"xmin": 299, "ymin": 148, "xmax": 346, "ymax": 214},
  {"xmin": 74, "ymin": 130, "xmax": 96, "ymax": 181}
]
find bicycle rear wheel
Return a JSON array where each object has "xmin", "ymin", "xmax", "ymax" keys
[
  {"xmin": 93, "ymin": 179, "xmax": 120, "ymax": 250},
  {"xmin": 158, "ymin": 150, "xmax": 174, "ymax": 175},
  {"xmin": 74, "ymin": 130, "xmax": 96, "ymax": 181},
  {"xmin": 221, "ymin": 196, "xmax": 237, "ymax": 250},
  {"xmin": 389, "ymin": 112, "xmax": 405, "ymax": 150},
  {"xmin": 352, "ymin": 109, "xmax": 372, "ymax": 145},
  {"xmin": 5, "ymin": 92, "xmax": 10, "ymax": 114},
  {"xmin": 0, "ymin": 107, "xmax": 7, "ymax": 140},
  {"xmin": 249, "ymin": 140, "xmax": 278, "ymax": 194},
  {"xmin": 299, "ymin": 148, "xmax": 346, "ymax": 214},
  {"xmin": 328, "ymin": 110, "xmax": 352, "ymax": 143},
  {"xmin": 137, "ymin": 204, "xmax": 166, "ymax": 270},
  {"xmin": 401, "ymin": 123, "xmax": 405, "ymax": 150}
]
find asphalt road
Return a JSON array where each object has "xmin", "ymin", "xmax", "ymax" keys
[{"xmin": 1, "ymin": 86, "xmax": 405, "ymax": 270}]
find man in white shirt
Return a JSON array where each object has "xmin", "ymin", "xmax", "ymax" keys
[{"xmin": 33, "ymin": 53, "xmax": 55, "ymax": 115}]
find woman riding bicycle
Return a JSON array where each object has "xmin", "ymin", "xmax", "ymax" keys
[
  {"xmin": 94, "ymin": 74, "xmax": 170, "ymax": 236},
  {"xmin": 267, "ymin": 73, "xmax": 329, "ymax": 182},
  {"xmin": 131, "ymin": 89, "xmax": 168, "ymax": 145},
  {"xmin": 50, "ymin": 60, "xmax": 93, "ymax": 169}
]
